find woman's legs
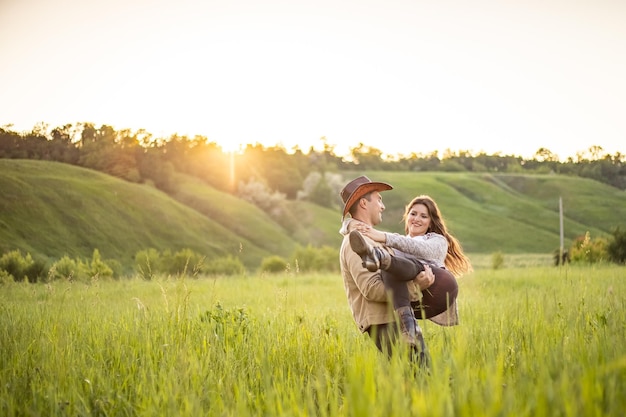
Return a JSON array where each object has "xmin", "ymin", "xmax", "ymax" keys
[
  {"xmin": 382, "ymin": 256, "xmax": 424, "ymax": 309},
  {"xmin": 411, "ymin": 266, "xmax": 458, "ymax": 319}
]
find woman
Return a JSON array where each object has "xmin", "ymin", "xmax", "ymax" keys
[{"xmin": 343, "ymin": 195, "xmax": 472, "ymax": 349}]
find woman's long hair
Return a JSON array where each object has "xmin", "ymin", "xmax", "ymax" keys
[{"xmin": 402, "ymin": 195, "xmax": 473, "ymax": 277}]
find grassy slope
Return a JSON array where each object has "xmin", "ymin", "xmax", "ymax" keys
[
  {"xmin": 168, "ymin": 173, "xmax": 300, "ymax": 257},
  {"xmin": 360, "ymin": 171, "xmax": 622, "ymax": 254},
  {"xmin": 0, "ymin": 160, "xmax": 277, "ymax": 269},
  {"xmin": 1, "ymin": 160, "xmax": 625, "ymax": 271},
  {"xmin": 169, "ymin": 173, "xmax": 344, "ymax": 248}
]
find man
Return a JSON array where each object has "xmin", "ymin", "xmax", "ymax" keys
[{"xmin": 338, "ymin": 175, "xmax": 434, "ymax": 358}]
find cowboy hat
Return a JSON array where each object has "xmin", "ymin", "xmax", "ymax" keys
[{"xmin": 340, "ymin": 175, "xmax": 393, "ymax": 218}]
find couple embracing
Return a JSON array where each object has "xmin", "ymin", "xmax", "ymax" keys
[{"xmin": 338, "ymin": 176, "xmax": 472, "ymax": 365}]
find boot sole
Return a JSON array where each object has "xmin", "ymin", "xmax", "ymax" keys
[
  {"xmin": 349, "ymin": 230, "xmax": 369, "ymax": 256},
  {"xmin": 349, "ymin": 231, "xmax": 379, "ymax": 272}
]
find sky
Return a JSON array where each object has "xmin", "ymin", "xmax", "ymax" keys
[{"xmin": 1, "ymin": 0, "xmax": 625, "ymax": 160}]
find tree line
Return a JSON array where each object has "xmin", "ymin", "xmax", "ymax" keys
[
  {"xmin": 1, "ymin": 123, "xmax": 625, "ymax": 209},
  {"xmin": 2, "ymin": 122, "xmax": 625, "ymax": 277}
]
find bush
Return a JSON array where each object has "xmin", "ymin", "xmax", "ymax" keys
[
  {"xmin": 0, "ymin": 269, "xmax": 13, "ymax": 285},
  {"xmin": 134, "ymin": 248, "xmax": 208, "ymax": 277},
  {"xmin": 26, "ymin": 257, "xmax": 49, "ymax": 283},
  {"xmin": 237, "ymin": 178, "xmax": 287, "ymax": 212},
  {"xmin": 0, "ymin": 250, "xmax": 34, "ymax": 282},
  {"xmin": 204, "ymin": 256, "xmax": 246, "ymax": 276},
  {"xmin": 1, "ymin": 249, "xmax": 117, "ymax": 283},
  {"xmin": 161, "ymin": 248, "xmax": 205, "ymax": 277},
  {"xmin": 291, "ymin": 245, "xmax": 339, "ymax": 272},
  {"xmin": 47, "ymin": 251, "xmax": 117, "ymax": 282},
  {"xmin": 316, "ymin": 246, "xmax": 341, "ymax": 272},
  {"xmin": 607, "ymin": 226, "xmax": 626, "ymax": 264},
  {"xmin": 104, "ymin": 258, "xmax": 124, "ymax": 279},
  {"xmin": 134, "ymin": 248, "xmax": 161, "ymax": 280},
  {"xmin": 491, "ymin": 251, "xmax": 504, "ymax": 269},
  {"xmin": 49, "ymin": 255, "xmax": 87, "ymax": 281},
  {"xmin": 237, "ymin": 178, "xmax": 298, "ymax": 233},
  {"xmin": 569, "ymin": 232, "xmax": 609, "ymax": 264},
  {"xmin": 260, "ymin": 256, "xmax": 289, "ymax": 273},
  {"xmin": 88, "ymin": 249, "xmax": 114, "ymax": 279}
]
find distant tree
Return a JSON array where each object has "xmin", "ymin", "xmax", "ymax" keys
[
  {"xmin": 350, "ymin": 143, "xmax": 385, "ymax": 169},
  {"xmin": 443, "ymin": 149, "xmax": 474, "ymax": 171},
  {"xmin": 2, "ymin": 123, "xmax": 626, "ymax": 193},
  {"xmin": 137, "ymin": 144, "xmax": 175, "ymax": 191},
  {"xmin": 297, "ymin": 171, "xmax": 343, "ymax": 209},
  {"xmin": 534, "ymin": 147, "xmax": 559, "ymax": 162},
  {"xmin": 174, "ymin": 136, "xmax": 230, "ymax": 191},
  {"xmin": 397, "ymin": 151, "xmax": 440, "ymax": 171},
  {"xmin": 49, "ymin": 124, "xmax": 80, "ymax": 164},
  {"xmin": 0, "ymin": 127, "xmax": 21, "ymax": 158},
  {"xmin": 77, "ymin": 124, "xmax": 141, "ymax": 181},
  {"xmin": 474, "ymin": 152, "xmax": 522, "ymax": 172},
  {"xmin": 439, "ymin": 159, "xmax": 466, "ymax": 172}
]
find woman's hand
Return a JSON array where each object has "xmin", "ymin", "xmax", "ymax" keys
[{"xmin": 351, "ymin": 221, "xmax": 386, "ymax": 243}]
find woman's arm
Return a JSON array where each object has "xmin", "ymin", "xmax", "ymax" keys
[
  {"xmin": 349, "ymin": 220, "xmax": 386, "ymax": 242},
  {"xmin": 384, "ymin": 233, "xmax": 448, "ymax": 266},
  {"xmin": 346, "ymin": 220, "xmax": 447, "ymax": 266},
  {"xmin": 351, "ymin": 220, "xmax": 448, "ymax": 265}
]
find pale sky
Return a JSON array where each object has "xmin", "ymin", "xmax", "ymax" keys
[{"xmin": 1, "ymin": 0, "xmax": 625, "ymax": 160}]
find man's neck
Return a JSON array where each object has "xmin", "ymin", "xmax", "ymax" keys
[{"xmin": 351, "ymin": 216, "xmax": 372, "ymax": 226}]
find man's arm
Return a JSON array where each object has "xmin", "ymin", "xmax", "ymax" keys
[{"xmin": 341, "ymin": 239, "xmax": 388, "ymax": 301}]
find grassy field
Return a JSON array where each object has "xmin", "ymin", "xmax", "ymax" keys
[{"xmin": 1, "ymin": 265, "xmax": 624, "ymax": 416}]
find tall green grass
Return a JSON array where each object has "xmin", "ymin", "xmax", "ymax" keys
[{"xmin": 1, "ymin": 266, "xmax": 625, "ymax": 416}]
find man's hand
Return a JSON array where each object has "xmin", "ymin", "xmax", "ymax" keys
[{"xmin": 414, "ymin": 265, "xmax": 434, "ymax": 290}]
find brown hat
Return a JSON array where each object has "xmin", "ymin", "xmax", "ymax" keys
[{"xmin": 340, "ymin": 175, "xmax": 393, "ymax": 218}]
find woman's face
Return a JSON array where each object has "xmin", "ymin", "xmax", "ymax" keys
[{"xmin": 406, "ymin": 203, "xmax": 431, "ymax": 237}]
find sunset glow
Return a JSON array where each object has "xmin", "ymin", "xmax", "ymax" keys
[{"xmin": 1, "ymin": 0, "xmax": 625, "ymax": 160}]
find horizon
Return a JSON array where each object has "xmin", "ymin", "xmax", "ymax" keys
[{"xmin": 2, "ymin": 120, "xmax": 619, "ymax": 162}]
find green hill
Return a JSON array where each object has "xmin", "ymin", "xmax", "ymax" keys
[
  {"xmin": 1, "ymin": 160, "xmax": 624, "ymax": 273},
  {"xmin": 0, "ymin": 160, "xmax": 299, "ymax": 269},
  {"xmin": 364, "ymin": 171, "xmax": 624, "ymax": 253}
]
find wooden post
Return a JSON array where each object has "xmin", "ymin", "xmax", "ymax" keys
[{"xmin": 559, "ymin": 196, "xmax": 564, "ymax": 265}]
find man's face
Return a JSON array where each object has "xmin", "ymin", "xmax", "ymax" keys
[{"xmin": 364, "ymin": 191, "xmax": 386, "ymax": 226}]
